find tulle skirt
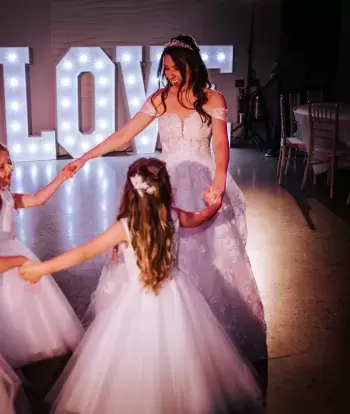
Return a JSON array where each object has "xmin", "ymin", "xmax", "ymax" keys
[
  {"xmin": 49, "ymin": 269, "xmax": 264, "ymax": 414},
  {"xmin": 91, "ymin": 154, "xmax": 266, "ymax": 362},
  {"xmin": 0, "ymin": 238, "xmax": 84, "ymax": 367},
  {"xmin": 0, "ymin": 353, "xmax": 20, "ymax": 414}
]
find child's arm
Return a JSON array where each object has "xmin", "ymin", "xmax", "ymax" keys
[
  {"xmin": 0, "ymin": 255, "xmax": 28, "ymax": 272},
  {"xmin": 20, "ymin": 221, "xmax": 127, "ymax": 282},
  {"xmin": 13, "ymin": 168, "xmax": 68, "ymax": 209},
  {"xmin": 175, "ymin": 200, "xmax": 222, "ymax": 228}
]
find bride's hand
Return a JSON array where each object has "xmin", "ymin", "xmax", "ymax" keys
[
  {"xmin": 204, "ymin": 173, "xmax": 226, "ymax": 205},
  {"xmin": 203, "ymin": 187, "xmax": 223, "ymax": 206},
  {"xmin": 63, "ymin": 157, "xmax": 87, "ymax": 178}
]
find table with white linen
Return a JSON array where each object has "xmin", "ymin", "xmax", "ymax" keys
[{"xmin": 294, "ymin": 103, "xmax": 350, "ymax": 148}]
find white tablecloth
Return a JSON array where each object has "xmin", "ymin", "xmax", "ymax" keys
[{"xmin": 294, "ymin": 103, "xmax": 350, "ymax": 148}]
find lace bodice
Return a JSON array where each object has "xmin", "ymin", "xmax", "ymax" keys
[
  {"xmin": 0, "ymin": 189, "xmax": 15, "ymax": 240},
  {"xmin": 140, "ymin": 101, "xmax": 228, "ymax": 158},
  {"xmin": 120, "ymin": 211, "xmax": 180, "ymax": 286}
]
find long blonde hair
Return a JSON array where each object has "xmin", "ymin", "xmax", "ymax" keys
[{"xmin": 117, "ymin": 158, "xmax": 175, "ymax": 294}]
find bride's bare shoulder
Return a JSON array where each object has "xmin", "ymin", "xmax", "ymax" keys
[{"xmin": 205, "ymin": 89, "xmax": 227, "ymax": 109}]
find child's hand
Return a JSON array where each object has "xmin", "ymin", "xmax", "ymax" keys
[
  {"xmin": 111, "ymin": 247, "xmax": 123, "ymax": 263},
  {"xmin": 19, "ymin": 260, "xmax": 43, "ymax": 284},
  {"xmin": 111, "ymin": 248, "xmax": 118, "ymax": 262}
]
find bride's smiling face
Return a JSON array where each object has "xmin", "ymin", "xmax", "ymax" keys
[{"xmin": 163, "ymin": 54, "xmax": 190, "ymax": 89}]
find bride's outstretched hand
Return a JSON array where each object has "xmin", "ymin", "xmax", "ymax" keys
[
  {"xmin": 19, "ymin": 260, "xmax": 43, "ymax": 284},
  {"xmin": 62, "ymin": 157, "xmax": 87, "ymax": 178}
]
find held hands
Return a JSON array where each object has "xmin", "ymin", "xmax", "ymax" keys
[
  {"xmin": 54, "ymin": 157, "xmax": 86, "ymax": 183},
  {"xmin": 203, "ymin": 187, "xmax": 222, "ymax": 205},
  {"xmin": 57, "ymin": 167, "xmax": 74, "ymax": 182},
  {"xmin": 62, "ymin": 157, "xmax": 87, "ymax": 179},
  {"xmin": 19, "ymin": 260, "xmax": 44, "ymax": 284},
  {"xmin": 203, "ymin": 173, "xmax": 226, "ymax": 206}
]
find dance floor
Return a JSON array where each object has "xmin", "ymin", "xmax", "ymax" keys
[{"xmin": 11, "ymin": 148, "xmax": 350, "ymax": 413}]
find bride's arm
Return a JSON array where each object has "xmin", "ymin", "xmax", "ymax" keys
[
  {"xmin": 208, "ymin": 91, "xmax": 229, "ymax": 195},
  {"xmin": 66, "ymin": 93, "xmax": 163, "ymax": 173},
  {"xmin": 80, "ymin": 106, "xmax": 156, "ymax": 163}
]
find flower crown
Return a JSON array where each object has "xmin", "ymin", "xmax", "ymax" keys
[
  {"xmin": 164, "ymin": 39, "xmax": 194, "ymax": 51},
  {"xmin": 130, "ymin": 174, "xmax": 156, "ymax": 198}
]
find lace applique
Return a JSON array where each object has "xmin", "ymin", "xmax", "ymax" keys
[
  {"xmin": 139, "ymin": 101, "xmax": 158, "ymax": 117},
  {"xmin": 158, "ymin": 113, "xmax": 212, "ymax": 157},
  {"xmin": 211, "ymin": 108, "xmax": 228, "ymax": 122}
]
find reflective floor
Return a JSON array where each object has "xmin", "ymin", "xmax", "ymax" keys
[{"xmin": 10, "ymin": 149, "xmax": 350, "ymax": 413}]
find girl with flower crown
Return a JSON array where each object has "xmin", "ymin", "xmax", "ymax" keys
[
  {"xmin": 0, "ymin": 143, "xmax": 83, "ymax": 370},
  {"xmin": 20, "ymin": 158, "xmax": 264, "ymax": 414},
  {"xmin": 63, "ymin": 34, "xmax": 266, "ymax": 363}
]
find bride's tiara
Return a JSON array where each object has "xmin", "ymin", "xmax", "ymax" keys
[{"xmin": 164, "ymin": 39, "xmax": 194, "ymax": 51}]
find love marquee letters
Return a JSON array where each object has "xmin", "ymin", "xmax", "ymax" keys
[{"xmin": 0, "ymin": 45, "xmax": 233, "ymax": 161}]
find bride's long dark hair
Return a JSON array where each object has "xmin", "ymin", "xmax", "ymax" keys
[{"xmin": 151, "ymin": 34, "xmax": 212, "ymax": 125}]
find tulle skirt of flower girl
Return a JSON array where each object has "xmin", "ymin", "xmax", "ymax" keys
[
  {"xmin": 49, "ymin": 269, "xmax": 264, "ymax": 414},
  {"xmin": 0, "ymin": 238, "xmax": 83, "ymax": 368}
]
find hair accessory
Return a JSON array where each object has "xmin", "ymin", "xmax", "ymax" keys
[
  {"xmin": 130, "ymin": 174, "xmax": 156, "ymax": 198},
  {"xmin": 164, "ymin": 39, "xmax": 193, "ymax": 50}
]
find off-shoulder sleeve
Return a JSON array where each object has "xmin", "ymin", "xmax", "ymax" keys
[
  {"xmin": 139, "ymin": 100, "xmax": 159, "ymax": 117},
  {"xmin": 211, "ymin": 107, "xmax": 228, "ymax": 122}
]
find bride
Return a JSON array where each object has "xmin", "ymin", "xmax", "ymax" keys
[{"xmin": 65, "ymin": 34, "xmax": 267, "ymax": 363}]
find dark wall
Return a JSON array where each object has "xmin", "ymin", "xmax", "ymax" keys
[
  {"xmin": 279, "ymin": 0, "xmax": 342, "ymax": 100},
  {"xmin": 336, "ymin": 0, "xmax": 350, "ymax": 102}
]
